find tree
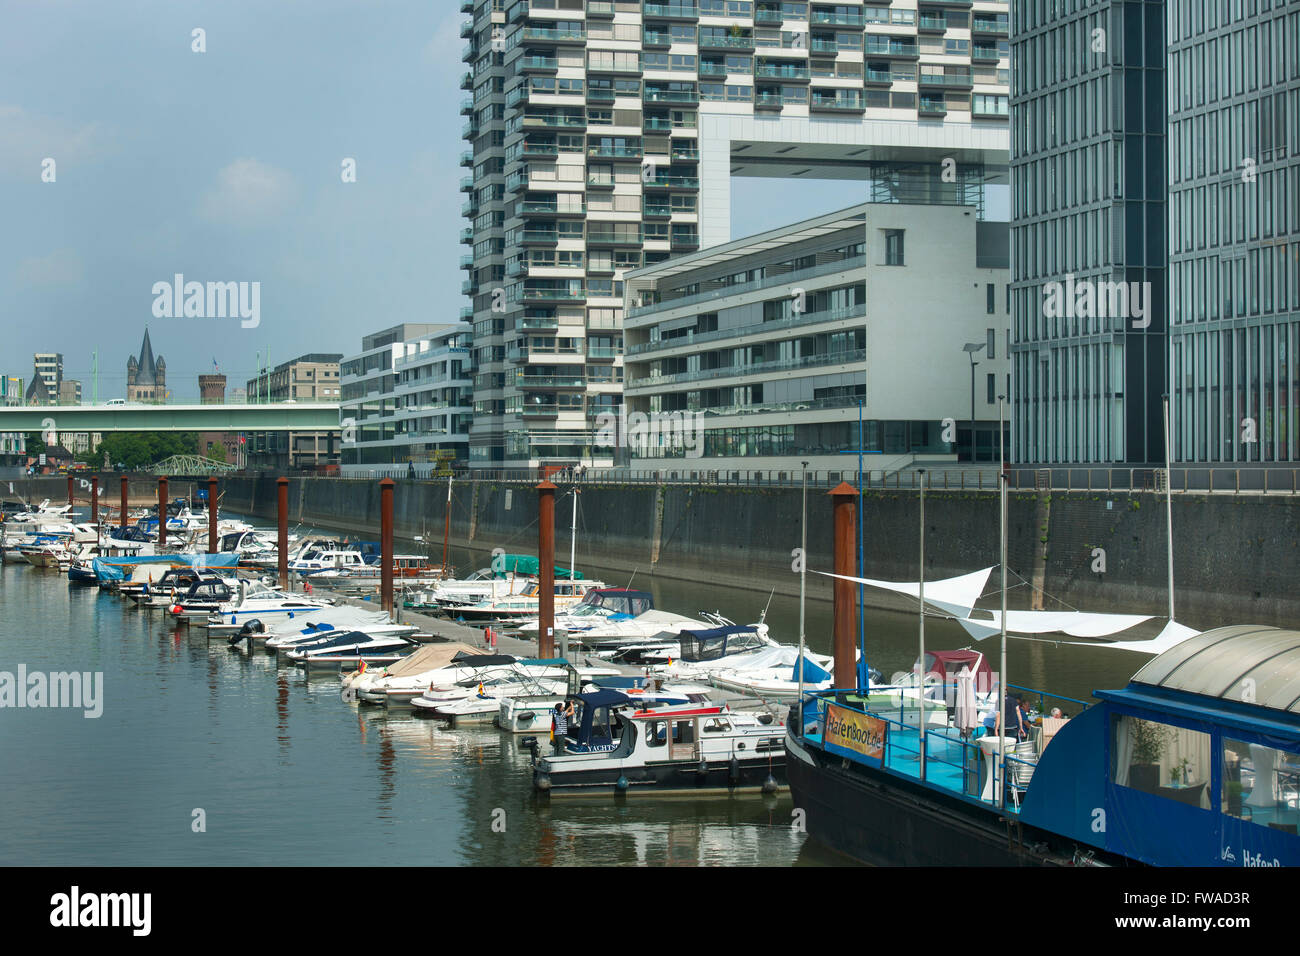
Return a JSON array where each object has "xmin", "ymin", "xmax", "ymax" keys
[
  {"xmin": 93, "ymin": 432, "xmax": 201, "ymax": 470},
  {"xmin": 204, "ymin": 441, "xmax": 228, "ymax": 463}
]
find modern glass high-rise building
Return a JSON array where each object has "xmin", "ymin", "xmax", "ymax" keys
[
  {"xmin": 1167, "ymin": 0, "xmax": 1300, "ymax": 464},
  {"xmin": 1009, "ymin": 0, "xmax": 1167, "ymax": 466},
  {"xmin": 462, "ymin": 0, "xmax": 1010, "ymax": 470},
  {"xmin": 1011, "ymin": 0, "xmax": 1299, "ymax": 467}
]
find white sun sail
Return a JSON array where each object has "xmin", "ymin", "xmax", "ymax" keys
[
  {"xmin": 956, "ymin": 610, "xmax": 1154, "ymax": 641},
  {"xmin": 813, "ymin": 567, "xmax": 993, "ymax": 618}
]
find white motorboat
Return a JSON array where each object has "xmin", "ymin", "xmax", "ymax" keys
[
  {"xmin": 528, "ymin": 690, "xmax": 786, "ymax": 795},
  {"xmin": 259, "ymin": 615, "xmax": 415, "ymax": 653},
  {"xmin": 574, "ymin": 610, "xmax": 763, "ymax": 657},
  {"xmin": 284, "ymin": 629, "xmax": 417, "ymax": 669},
  {"xmin": 512, "ymin": 587, "xmax": 655, "ymax": 636},
  {"xmin": 450, "ymin": 579, "xmax": 607, "ymax": 624}
]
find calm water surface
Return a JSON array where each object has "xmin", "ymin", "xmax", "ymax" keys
[{"xmin": 0, "ymin": 524, "xmax": 1142, "ymax": 867}]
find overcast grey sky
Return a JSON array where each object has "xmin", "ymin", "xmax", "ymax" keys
[{"xmin": 2, "ymin": 1, "xmax": 1005, "ymax": 402}]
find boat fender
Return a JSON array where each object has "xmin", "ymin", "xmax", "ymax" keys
[
  {"xmin": 615, "ymin": 775, "xmax": 628, "ymax": 792},
  {"xmin": 697, "ymin": 758, "xmax": 709, "ymax": 776},
  {"xmin": 729, "ymin": 756, "xmax": 740, "ymax": 781},
  {"xmin": 762, "ymin": 774, "xmax": 778, "ymax": 794},
  {"xmin": 535, "ymin": 773, "xmax": 552, "ymax": 792}
]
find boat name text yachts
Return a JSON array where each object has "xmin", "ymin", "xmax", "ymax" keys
[{"xmin": 0, "ymin": 665, "xmax": 103, "ymax": 718}]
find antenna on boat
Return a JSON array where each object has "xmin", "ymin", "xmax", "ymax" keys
[
  {"xmin": 1162, "ymin": 394, "xmax": 1175, "ymax": 622},
  {"xmin": 797, "ymin": 461, "xmax": 808, "ymax": 713},
  {"xmin": 625, "ymin": 566, "xmax": 638, "ymax": 589},
  {"xmin": 760, "ymin": 586, "xmax": 774, "ymax": 624},
  {"xmin": 997, "ymin": 395, "xmax": 1008, "ymax": 810}
]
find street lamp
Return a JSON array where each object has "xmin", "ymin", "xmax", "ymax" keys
[{"xmin": 962, "ymin": 342, "xmax": 985, "ymax": 462}]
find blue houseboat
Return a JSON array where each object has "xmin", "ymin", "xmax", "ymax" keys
[{"xmin": 787, "ymin": 624, "xmax": 1300, "ymax": 866}]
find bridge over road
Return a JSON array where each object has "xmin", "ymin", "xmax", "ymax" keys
[{"xmin": 0, "ymin": 402, "xmax": 342, "ymax": 433}]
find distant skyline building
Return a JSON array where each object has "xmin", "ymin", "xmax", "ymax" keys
[
  {"xmin": 197, "ymin": 373, "xmax": 240, "ymax": 466},
  {"xmin": 244, "ymin": 353, "xmax": 342, "ymax": 470},
  {"xmin": 126, "ymin": 328, "xmax": 166, "ymax": 403},
  {"xmin": 34, "ymin": 353, "xmax": 62, "ymax": 395},
  {"xmin": 462, "ymin": 0, "xmax": 1010, "ymax": 469}
]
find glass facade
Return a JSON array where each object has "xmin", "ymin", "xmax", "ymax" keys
[{"xmin": 1167, "ymin": 0, "xmax": 1300, "ymax": 463}]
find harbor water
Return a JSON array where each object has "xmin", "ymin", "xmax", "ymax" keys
[{"xmin": 0, "ymin": 524, "xmax": 1143, "ymax": 867}]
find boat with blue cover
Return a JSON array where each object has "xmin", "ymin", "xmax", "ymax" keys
[{"xmin": 787, "ymin": 624, "xmax": 1300, "ymax": 866}]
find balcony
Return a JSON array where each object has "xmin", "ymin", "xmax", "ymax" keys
[
  {"xmin": 460, "ymin": 175, "xmax": 475, "ymax": 192},
  {"xmin": 460, "ymin": 306, "xmax": 475, "ymax": 320},
  {"xmin": 460, "ymin": 71, "xmax": 473, "ymax": 91},
  {"xmin": 698, "ymin": 32, "xmax": 754, "ymax": 51},
  {"xmin": 520, "ymin": 229, "xmax": 559, "ymax": 244},
  {"xmin": 864, "ymin": 68, "xmax": 893, "ymax": 85},
  {"xmin": 626, "ymin": 255, "xmax": 865, "ymax": 319},
  {"xmin": 588, "ymin": 144, "xmax": 643, "ymax": 160},
  {"xmin": 671, "ymin": 144, "xmax": 699, "ymax": 162},
  {"xmin": 521, "ymin": 26, "xmax": 586, "ymax": 44},
  {"xmin": 460, "ymin": 254, "xmax": 474, "ymax": 270},
  {"xmin": 519, "ymin": 55, "xmax": 559, "ymax": 71},
  {"xmin": 461, "ymin": 43, "xmax": 478, "ymax": 63},
  {"xmin": 642, "ymin": 30, "xmax": 672, "ymax": 48},
  {"xmin": 642, "ymin": 174, "xmax": 699, "ymax": 190},
  {"xmin": 506, "ymin": 170, "xmax": 529, "ymax": 191},
  {"xmin": 461, "ymin": 279, "xmax": 478, "ymax": 296},
  {"xmin": 917, "ymin": 15, "xmax": 948, "ymax": 33},
  {"xmin": 669, "ymin": 230, "xmax": 699, "ymax": 249},
  {"xmin": 460, "ymin": 96, "xmax": 475, "ymax": 115},
  {"xmin": 754, "ymin": 7, "xmax": 783, "ymax": 26},
  {"xmin": 754, "ymin": 63, "xmax": 810, "ymax": 82},
  {"xmin": 520, "ymin": 200, "xmax": 586, "ymax": 216},
  {"xmin": 462, "ymin": 120, "xmax": 479, "ymax": 139},
  {"xmin": 518, "ymin": 374, "xmax": 586, "ymax": 389},
  {"xmin": 971, "ymin": 17, "xmax": 1009, "ymax": 36},
  {"xmin": 587, "ymin": 228, "xmax": 644, "ymax": 245},
  {"xmin": 521, "ymin": 112, "xmax": 587, "ymax": 128},
  {"xmin": 634, "ymin": 349, "xmax": 866, "ymax": 388},
  {"xmin": 918, "ymin": 71, "xmax": 973, "ymax": 89},
  {"xmin": 519, "ymin": 316, "xmax": 560, "ymax": 330},
  {"xmin": 460, "ymin": 227, "xmax": 474, "ymax": 244},
  {"xmin": 460, "ymin": 0, "xmax": 474, "ymax": 12},
  {"xmin": 521, "ymin": 286, "xmax": 586, "ymax": 302},
  {"xmin": 754, "ymin": 91, "xmax": 784, "ymax": 110},
  {"xmin": 810, "ymin": 10, "xmax": 864, "ymax": 27},
  {"xmin": 520, "ymin": 403, "xmax": 564, "ymax": 418},
  {"xmin": 810, "ymin": 91, "xmax": 866, "ymax": 112},
  {"xmin": 643, "ymin": 2, "xmax": 698, "ymax": 19},
  {"xmin": 506, "ymin": 260, "xmax": 528, "ymax": 278},
  {"xmin": 586, "ymin": 346, "xmax": 620, "ymax": 360},
  {"xmin": 586, "ymin": 87, "xmax": 616, "ymax": 103},
  {"xmin": 919, "ymin": 98, "xmax": 948, "ymax": 116},
  {"xmin": 644, "ymin": 87, "xmax": 699, "ymax": 104},
  {"xmin": 972, "ymin": 44, "xmax": 1003, "ymax": 63},
  {"xmin": 863, "ymin": 38, "xmax": 918, "ymax": 58},
  {"xmin": 698, "ymin": 62, "xmax": 728, "ymax": 77},
  {"xmin": 459, "ymin": 20, "xmax": 474, "ymax": 39},
  {"xmin": 587, "ymin": 1, "xmax": 616, "ymax": 17},
  {"xmin": 587, "ymin": 173, "xmax": 615, "ymax": 189},
  {"xmin": 461, "ymin": 198, "xmax": 479, "ymax": 217},
  {"xmin": 459, "ymin": 150, "xmax": 475, "ymax": 167},
  {"xmin": 628, "ymin": 304, "xmax": 866, "ymax": 356}
]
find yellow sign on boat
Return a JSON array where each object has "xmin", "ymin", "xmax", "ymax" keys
[{"xmin": 824, "ymin": 704, "xmax": 887, "ymax": 763}]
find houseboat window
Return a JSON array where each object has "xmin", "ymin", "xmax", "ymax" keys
[
  {"xmin": 1222, "ymin": 738, "xmax": 1300, "ymax": 833},
  {"xmin": 672, "ymin": 720, "xmax": 695, "ymax": 744},
  {"xmin": 703, "ymin": 717, "xmax": 732, "ymax": 734},
  {"xmin": 1111, "ymin": 715, "xmax": 1211, "ymax": 809},
  {"xmin": 646, "ymin": 719, "xmax": 667, "ymax": 747}
]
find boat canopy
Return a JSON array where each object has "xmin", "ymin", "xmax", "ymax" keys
[
  {"xmin": 578, "ymin": 588, "xmax": 653, "ymax": 615},
  {"xmin": 492, "ymin": 554, "xmax": 584, "ymax": 579},
  {"xmin": 1132, "ymin": 624, "xmax": 1300, "ymax": 716},
  {"xmin": 93, "ymin": 552, "xmax": 240, "ymax": 582},
  {"xmin": 452, "ymin": 652, "xmax": 518, "ymax": 668},
  {"xmin": 917, "ymin": 649, "xmax": 993, "ymax": 688},
  {"xmin": 792, "ymin": 654, "xmax": 832, "ymax": 683},
  {"xmin": 380, "ymin": 642, "xmax": 486, "ymax": 677},
  {"xmin": 677, "ymin": 624, "xmax": 758, "ymax": 662}
]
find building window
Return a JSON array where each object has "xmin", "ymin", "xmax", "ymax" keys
[
  {"xmin": 986, "ymin": 283, "xmax": 995, "ymax": 314},
  {"xmin": 987, "ymin": 328, "xmax": 996, "ymax": 359},
  {"xmin": 986, "ymin": 373, "xmax": 995, "ymax": 405},
  {"xmin": 884, "ymin": 229, "xmax": 904, "ymax": 266}
]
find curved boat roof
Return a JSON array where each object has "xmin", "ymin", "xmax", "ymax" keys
[{"xmin": 1132, "ymin": 624, "xmax": 1300, "ymax": 716}]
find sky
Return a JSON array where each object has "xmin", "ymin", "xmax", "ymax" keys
[{"xmin": 2, "ymin": 0, "xmax": 1006, "ymax": 403}]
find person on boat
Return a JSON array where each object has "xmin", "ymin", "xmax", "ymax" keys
[
  {"xmin": 551, "ymin": 700, "xmax": 570, "ymax": 754},
  {"xmin": 1002, "ymin": 693, "xmax": 1028, "ymax": 741}
]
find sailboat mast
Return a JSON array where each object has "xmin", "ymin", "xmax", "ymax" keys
[
  {"xmin": 918, "ymin": 468, "xmax": 926, "ymax": 781},
  {"xmin": 798, "ymin": 461, "xmax": 808, "ymax": 708},
  {"xmin": 998, "ymin": 395, "xmax": 1008, "ymax": 810},
  {"xmin": 442, "ymin": 475, "xmax": 452, "ymax": 575},
  {"xmin": 569, "ymin": 487, "xmax": 578, "ymax": 583},
  {"xmin": 1163, "ymin": 394, "xmax": 1175, "ymax": 621}
]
